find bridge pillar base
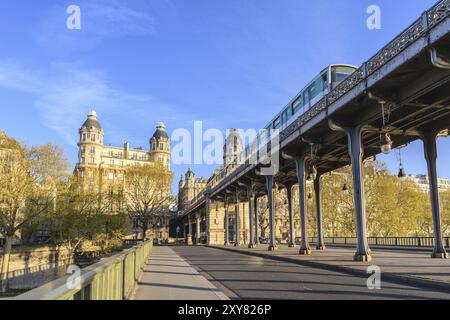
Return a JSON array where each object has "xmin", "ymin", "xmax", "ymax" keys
[
  {"xmin": 299, "ymin": 248, "xmax": 312, "ymax": 255},
  {"xmin": 431, "ymin": 251, "xmax": 449, "ymax": 259},
  {"xmin": 288, "ymin": 243, "xmax": 296, "ymax": 248},
  {"xmin": 316, "ymin": 245, "xmax": 326, "ymax": 250},
  {"xmin": 268, "ymin": 245, "xmax": 278, "ymax": 251},
  {"xmin": 354, "ymin": 253, "xmax": 372, "ymax": 262}
]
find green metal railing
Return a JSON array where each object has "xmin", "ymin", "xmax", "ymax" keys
[
  {"xmin": 14, "ymin": 240, "xmax": 152, "ymax": 300},
  {"xmin": 307, "ymin": 236, "xmax": 450, "ymax": 248}
]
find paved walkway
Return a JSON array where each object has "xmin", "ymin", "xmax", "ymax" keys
[
  {"xmin": 210, "ymin": 245, "xmax": 450, "ymax": 291},
  {"xmin": 132, "ymin": 246, "xmax": 229, "ymax": 300}
]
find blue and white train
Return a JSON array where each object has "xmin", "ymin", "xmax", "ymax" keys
[{"xmin": 240, "ymin": 64, "xmax": 358, "ymax": 162}]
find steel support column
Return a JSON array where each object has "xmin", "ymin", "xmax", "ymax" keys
[
  {"xmin": 295, "ymin": 155, "xmax": 311, "ymax": 255},
  {"xmin": 234, "ymin": 189, "xmax": 241, "ymax": 246},
  {"xmin": 265, "ymin": 175, "xmax": 277, "ymax": 251},
  {"xmin": 254, "ymin": 195, "xmax": 259, "ymax": 245},
  {"xmin": 224, "ymin": 195, "xmax": 230, "ymax": 246},
  {"xmin": 347, "ymin": 125, "xmax": 371, "ymax": 262},
  {"xmin": 421, "ymin": 131, "xmax": 448, "ymax": 259},
  {"xmin": 314, "ymin": 175, "xmax": 326, "ymax": 250},
  {"xmin": 196, "ymin": 214, "xmax": 201, "ymax": 245},
  {"xmin": 246, "ymin": 183, "xmax": 255, "ymax": 248},
  {"xmin": 286, "ymin": 184, "xmax": 296, "ymax": 247},
  {"xmin": 187, "ymin": 215, "xmax": 193, "ymax": 245}
]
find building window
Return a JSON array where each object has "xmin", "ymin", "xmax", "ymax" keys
[
  {"xmin": 91, "ymin": 134, "xmax": 96, "ymax": 142},
  {"xmin": 133, "ymin": 153, "xmax": 137, "ymax": 160},
  {"xmin": 160, "ymin": 143, "xmax": 164, "ymax": 151},
  {"xmin": 81, "ymin": 146, "xmax": 86, "ymax": 153},
  {"xmin": 108, "ymin": 172, "xmax": 114, "ymax": 181},
  {"xmin": 81, "ymin": 157, "xmax": 86, "ymax": 164},
  {"xmin": 82, "ymin": 134, "xmax": 86, "ymax": 142},
  {"xmin": 90, "ymin": 146, "xmax": 95, "ymax": 154},
  {"xmin": 109, "ymin": 151, "xmax": 113, "ymax": 157},
  {"xmin": 90, "ymin": 157, "xmax": 95, "ymax": 164},
  {"xmin": 110, "ymin": 160, "xmax": 114, "ymax": 166}
]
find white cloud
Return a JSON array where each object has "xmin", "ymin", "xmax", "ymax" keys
[
  {"xmin": 35, "ymin": 0, "xmax": 160, "ymax": 51},
  {"xmin": 0, "ymin": 60, "xmax": 178, "ymax": 146}
]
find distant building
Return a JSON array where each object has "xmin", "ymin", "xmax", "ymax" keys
[
  {"xmin": 178, "ymin": 168, "xmax": 207, "ymax": 212},
  {"xmin": 406, "ymin": 174, "xmax": 450, "ymax": 193},
  {"xmin": 223, "ymin": 128, "xmax": 243, "ymax": 166},
  {"xmin": 74, "ymin": 111, "xmax": 173, "ymax": 240}
]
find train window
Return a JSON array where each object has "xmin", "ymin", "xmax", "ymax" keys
[
  {"xmin": 280, "ymin": 108, "xmax": 290, "ymax": 125},
  {"xmin": 293, "ymin": 96, "xmax": 302, "ymax": 113},
  {"xmin": 308, "ymin": 83, "xmax": 317, "ymax": 100},
  {"xmin": 332, "ymin": 66, "xmax": 356, "ymax": 83},
  {"xmin": 303, "ymin": 90, "xmax": 309, "ymax": 105},
  {"xmin": 273, "ymin": 116, "xmax": 281, "ymax": 129}
]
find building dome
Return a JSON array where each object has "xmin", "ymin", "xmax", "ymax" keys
[
  {"xmin": 151, "ymin": 122, "xmax": 169, "ymax": 140},
  {"xmin": 81, "ymin": 110, "xmax": 102, "ymax": 130}
]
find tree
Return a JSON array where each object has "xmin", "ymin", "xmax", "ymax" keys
[
  {"xmin": 48, "ymin": 174, "xmax": 128, "ymax": 259},
  {"xmin": 0, "ymin": 132, "xmax": 69, "ymax": 292},
  {"xmin": 123, "ymin": 163, "xmax": 174, "ymax": 240}
]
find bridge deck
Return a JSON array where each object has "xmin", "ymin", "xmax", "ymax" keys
[
  {"xmin": 210, "ymin": 245, "xmax": 450, "ymax": 291},
  {"xmin": 131, "ymin": 246, "xmax": 228, "ymax": 300}
]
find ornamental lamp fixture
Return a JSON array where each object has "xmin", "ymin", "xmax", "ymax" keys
[
  {"xmin": 307, "ymin": 162, "xmax": 317, "ymax": 181},
  {"xmin": 380, "ymin": 133, "xmax": 392, "ymax": 155},
  {"xmin": 398, "ymin": 166, "xmax": 406, "ymax": 178}
]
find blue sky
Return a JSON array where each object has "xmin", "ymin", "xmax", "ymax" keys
[{"xmin": 0, "ymin": 0, "xmax": 448, "ymax": 191}]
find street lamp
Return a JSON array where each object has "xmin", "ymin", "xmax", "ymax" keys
[
  {"xmin": 306, "ymin": 162, "xmax": 317, "ymax": 181},
  {"xmin": 397, "ymin": 148, "xmax": 406, "ymax": 178},
  {"xmin": 380, "ymin": 133, "xmax": 392, "ymax": 154}
]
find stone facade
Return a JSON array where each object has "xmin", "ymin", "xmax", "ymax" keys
[{"xmin": 74, "ymin": 111, "xmax": 173, "ymax": 241}]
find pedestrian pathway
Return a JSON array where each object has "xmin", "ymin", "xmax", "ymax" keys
[
  {"xmin": 210, "ymin": 244, "xmax": 450, "ymax": 291},
  {"xmin": 132, "ymin": 246, "xmax": 229, "ymax": 300}
]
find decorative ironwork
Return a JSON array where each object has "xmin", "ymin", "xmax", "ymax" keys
[
  {"xmin": 299, "ymin": 97, "xmax": 328, "ymax": 125},
  {"xmin": 366, "ymin": 18, "xmax": 425, "ymax": 75},
  {"xmin": 327, "ymin": 68, "xmax": 365, "ymax": 105},
  {"xmin": 280, "ymin": 119, "xmax": 300, "ymax": 140},
  {"xmin": 428, "ymin": 0, "xmax": 449, "ymax": 29}
]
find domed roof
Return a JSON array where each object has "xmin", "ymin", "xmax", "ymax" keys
[
  {"xmin": 151, "ymin": 122, "xmax": 169, "ymax": 140},
  {"xmin": 81, "ymin": 110, "xmax": 102, "ymax": 130}
]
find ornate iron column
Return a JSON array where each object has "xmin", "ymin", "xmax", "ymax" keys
[
  {"xmin": 421, "ymin": 130, "xmax": 448, "ymax": 259},
  {"xmin": 224, "ymin": 194, "xmax": 230, "ymax": 246},
  {"xmin": 204, "ymin": 190, "xmax": 211, "ymax": 245},
  {"xmin": 234, "ymin": 188, "xmax": 241, "ymax": 246},
  {"xmin": 286, "ymin": 183, "xmax": 296, "ymax": 247},
  {"xmin": 265, "ymin": 175, "xmax": 277, "ymax": 251},
  {"xmin": 196, "ymin": 214, "xmax": 201, "ymax": 245},
  {"xmin": 254, "ymin": 195, "xmax": 259, "ymax": 245},
  {"xmin": 314, "ymin": 174, "xmax": 326, "ymax": 250},
  {"xmin": 187, "ymin": 215, "xmax": 193, "ymax": 245},
  {"xmin": 347, "ymin": 125, "xmax": 371, "ymax": 262},
  {"xmin": 295, "ymin": 155, "xmax": 311, "ymax": 255},
  {"xmin": 246, "ymin": 182, "xmax": 255, "ymax": 248}
]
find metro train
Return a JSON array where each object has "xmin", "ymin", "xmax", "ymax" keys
[{"xmin": 240, "ymin": 64, "xmax": 358, "ymax": 162}]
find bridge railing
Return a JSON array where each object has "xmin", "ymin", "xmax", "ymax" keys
[
  {"xmin": 307, "ymin": 236, "xmax": 450, "ymax": 248},
  {"xmin": 14, "ymin": 240, "xmax": 153, "ymax": 300}
]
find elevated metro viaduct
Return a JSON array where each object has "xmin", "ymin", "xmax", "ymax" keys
[{"xmin": 179, "ymin": 0, "xmax": 450, "ymax": 262}]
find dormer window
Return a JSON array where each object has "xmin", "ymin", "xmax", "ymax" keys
[
  {"xmin": 91, "ymin": 134, "xmax": 96, "ymax": 142},
  {"xmin": 82, "ymin": 134, "xmax": 86, "ymax": 142}
]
